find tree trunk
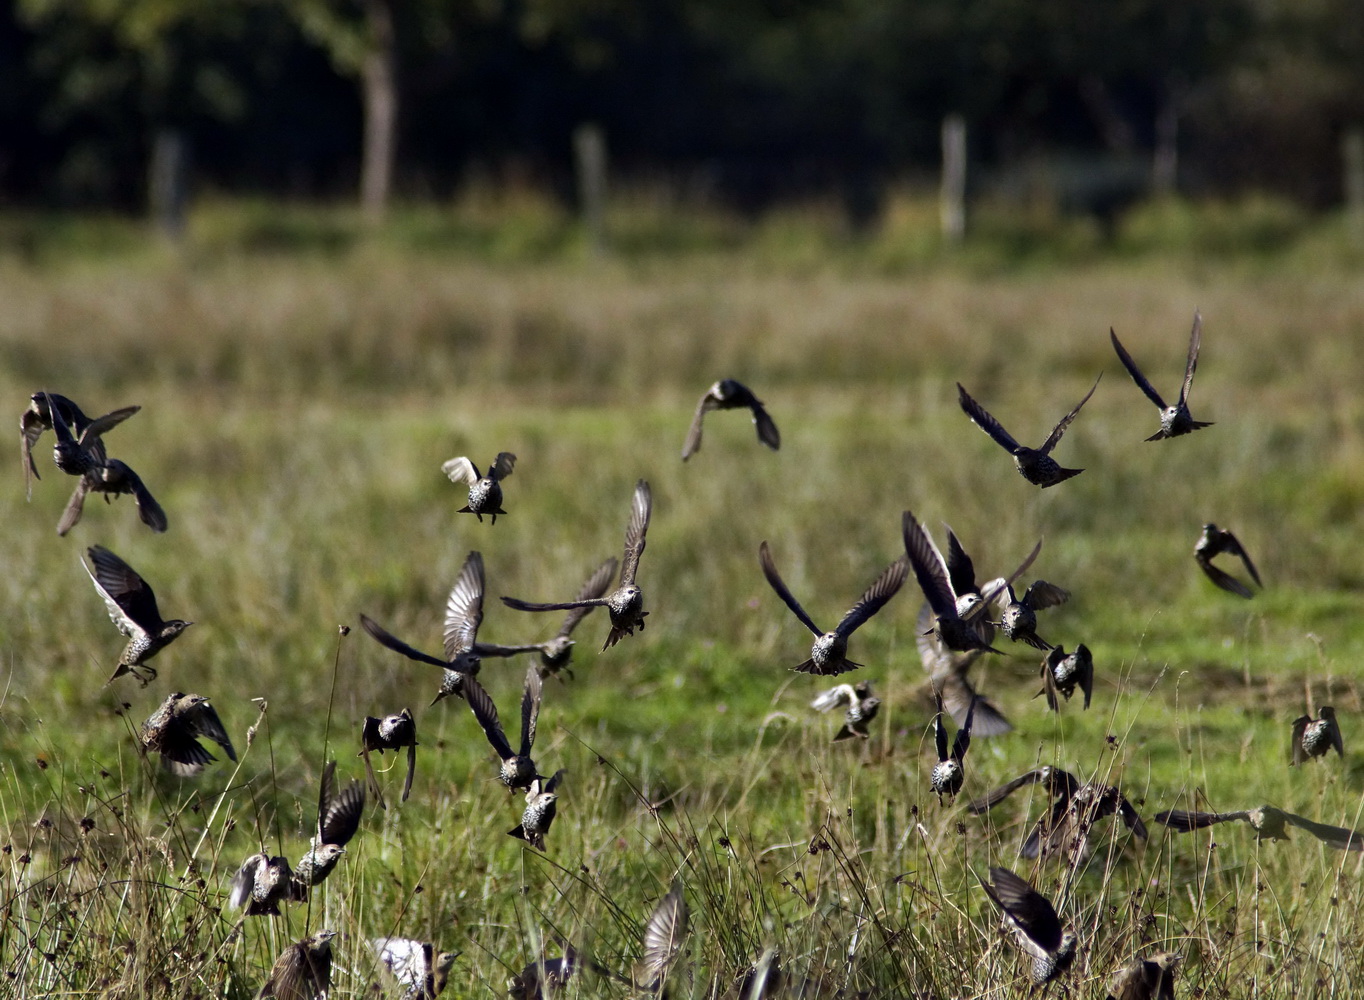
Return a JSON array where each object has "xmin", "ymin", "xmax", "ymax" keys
[{"xmin": 360, "ymin": 0, "xmax": 397, "ymax": 224}]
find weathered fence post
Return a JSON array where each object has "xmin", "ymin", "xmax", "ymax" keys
[{"xmin": 940, "ymin": 114, "xmax": 967, "ymax": 243}]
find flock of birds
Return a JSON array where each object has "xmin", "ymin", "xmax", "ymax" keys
[{"xmin": 15, "ymin": 312, "xmax": 1350, "ymax": 999}]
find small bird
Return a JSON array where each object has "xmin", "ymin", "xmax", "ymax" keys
[
  {"xmin": 291, "ymin": 760, "xmax": 365, "ymax": 896},
  {"xmin": 915, "ymin": 606, "xmax": 1013, "ymax": 738},
  {"xmin": 361, "ymin": 550, "xmax": 528, "ymax": 704},
  {"xmin": 371, "ymin": 937, "xmax": 459, "ymax": 999},
  {"xmin": 509, "ymin": 948, "xmax": 584, "ymax": 1000},
  {"xmin": 759, "ymin": 540, "xmax": 907, "ymax": 676},
  {"xmin": 45, "ymin": 391, "xmax": 139, "ymax": 479},
  {"xmin": 632, "ymin": 880, "xmax": 688, "ymax": 991},
  {"xmin": 20, "ymin": 392, "xmax": 94, "ymax": 498},
  {"xmin": 996, "ymin": 579, "xmax": 1070, "ymax": 650},
  {"xmin": 83, "ymin": 545, "xmax": 193, "ymax": 685},
  {"xmin": 502, "ymin": 480, "xmax": 653, "ymax": 651},
  {"xmin": 957, "ymin": 377, "xmax": 1100, "ymax": 487},
  {"xmin": 1195, "ymin": 523, "xmax": 1262, "ymax": 599},
  {"xmin": 1110, "ymin": 313, "xmax": 1213, "ymax": 440},
  {"xmin": 256, "ymin": 928, "xmax": 336, "ymax": 1000},
  {"xmin": 510, "ymin": 768, "xmax": 566, "ymax": 850},
  {"xmin": 811, "ymin": 680, "xmax": 881, "ymax": 741},
  {"xmin": 903, "ymin": 510, "xmax": 1038, "ymax": 655},
  {"xmin": 59, "ymin": 457, "xmax": 168, "ymax": 536},
  {"xmin": 441, "ymin": 452, "xmax": 515, "ymax": 523},
  {"xmin": 1291, "ymin": 706, "xmax": 1344, "ymax": 764},
  {"xmin": 681, "ymin": 378, "xmax": 780, "ymax": 460},
  {"xmin": 360, "ymin": 708, "xmax": 418, "ymax": 808},
  {"xmin": 464, "ymin": 666, "xmax": 543, "ymax": 792},
  {"xmin": 140, "ymin": 692, "xmax": 236, "ymax": 777},
  {"xmin": 1038, "ymin": 644, "xmax": 1093, "ymax": 711},
  {"xmin": 979, "ymin": 866, "xmax": 1077, "ymax": 985},
  {"xmin": 229, "ymin": 851, "xmax": 294, "ymax": 916},
  {"xmin": 1155, "ymin": 804, "xmax": 1364, "ymax": 851},
  {"xmin": 1106, "ymin": 952, "xmax": 1181, "ymax": 1000},
  {"xmin": 930, "ymin": 694, "xmax": 975, "ymax": 802},
  {"xmin": 968, "ymin": 767, "xmax": 1147, "ymax": 862}
]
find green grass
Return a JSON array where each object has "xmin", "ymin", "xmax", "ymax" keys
[{"xmin": 1, "ymin": 203, "xmax": 1364, "ymax": 997}]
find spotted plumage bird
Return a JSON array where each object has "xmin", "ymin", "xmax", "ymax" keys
[
  {"xmin": 441, "ymin": 452, "xmax": 515, "ymax": 523},
  {"xmin": 21, "ymin": 392, "xmax": 91, "ymax": 498},
  {"xmin": 632, "ymin": 880, "xmax": 688, "ymax": 991},
  {"xmin": 1110, "ymin": 312, "xmax": 1213, "ymax": 441},
  {"xmin": 979, "ymin": 866, "xmax": 1077, "ymax": 985},
  {"xmin": 361, "ymin": 550, "xmax": 529, "ymax": 704},
  {"xmin": 44, "ymin": 391, "xmax": 139, "ymax": 479},
  {"xmin": 256, "ymin": 928, "xmax": 336, "ymax": 1000},
  {"xmin": 930, "ymin": 694, "xmax": 975, "ymax": 802},
  {"xmin": 1038, "ymin": 644, "xmax": 1093, "ymax": 711},
  {"xmin": 229, "ymin": 851, "xmax": 294, "ymax": 916},
  {"xmin": 996, "ymin": 579, "xmax": 1069, "ymax": 650},
  {"xmin": 510, "ymin": 768, "xmax": 565, "ymax": 850},
  {"xmin": 291, "ymin": 760, "xmax": 365, "ymax": 896},
  {"xmin": 968, "ymin": 767, "xmax": 1146, "ymax": 862},
  {"xmin": 1155, "ymin": 803, "xmax": 1364, "ymax": 851},
  {"xmin": 140, "ymin": 692, "xmax": 236, "ymax": 777},
  {"xmin": 465, "ymin": 666, "xmax": 543, "ymax": 792},
  {"xmin": 957, "ymin": 377, "xmax": 1100, "ymax": 487},
  {"xmin": 1106, "ymin": 952, "xmax": 1181, "ymax": 1000},
  {"xmin": 759, "ymin": 540, "xmax": 907, "ymax": 676},
  {"xmin": 1291, "ymin": 706, "xmax": 1344, "ymax": 764},
  {"xmin": 371, "ymin": 937, "xmax": 459, "ymax": 999},
  {"xmin": 902, "ymin": 510, "xmax": 1038, "ymax": 655},
  {"xmin": 360, "ymin": 708, "xmax": 418, "ymax": 808},
  {"xmin": 83, "ymin": 545, "xmax": 193, "ymax": 685},
  {"xmin": 681, "ymin": 378, "xmax": 780, "ymax": 460},
  {"xmin": 811, "ymin": 680, "xmax": 881, "ymax": 741},
  {"xmin": 1195, "ymin": 523, "xmax": 1262, "ymax": 599},
  {"xmin": 502, "ymin": 480, "xmax": 653, "ymax": 651}
]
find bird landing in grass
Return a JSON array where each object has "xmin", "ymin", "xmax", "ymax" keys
[
  {"xmin": 1291, "ymin": 706, "xmax": 1344, "ymax": 764},
  {"xmin": 996, "ymin": 579, "xmax": 1069, "ymax": 650},
  {"xmin": 1037, "ymin": 644, "xmax": 1093, "ymax": 711},
  {"xmin": 140, "ymin": 692, "xmax": 235, "ymax": 776},
  {"xmin": 230, "ymin": 852, "xmax": 294, "ymax": 916},
  {"xmin": 1110, "ymin": 311, "xmax": 1213, "ymax": 441},
  {"xmin": 256, "ymin": 928, "xmax": 335, "ymax": 999},
  {"xmin": 930, "ymin": 694, "xmax": 975, "ymax": 802},
  {"xmin": 291, "ymin": 760, "xmax": 365, "ymax": 896},
  {"xmin": 84, "ymin": 545, "xmax": 193, "ymax": 685},
  {"xmin": 979, "ymin": 866, "xmax": 1077, "ymax": 985},
  {"xmin": 442, "ymin": 452, "xmax": 515, "ymax": 523},
  {"xmin": 681, "ymin": 378, "xmax": 780, "ymax": 460},
  {"xmin": 510, "ymin": 768, "xmax": 565, "ymax": 850},
  {"xmin": 957, "ymin": 376, "xmax": 1100, "ymax": 487},
  {"xmin": 1106, "ymin": 951, "xmax": 1181, "ymax": 1000},
  {"xmin": 465, "ymin": 666, "xmax": 544, "ymax": 793},
  {"xmin": 360, "ymin": 708, "xmax": 418, "ymax": 807}
]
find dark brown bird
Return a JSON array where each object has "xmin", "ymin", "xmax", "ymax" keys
[
  {"xmin": 442, "ymin": 452, "xmax": 515, "ymax": 523},
  {"xmin": 510, "ymin": 768, "xmax": 565, "ymax": 850},
  {"xmin": 1155, "ymin": 803, "xmax": 1364, "ymax": 850},
  {"xmin": 509, "ymin": 947, "xmax": 584, "ymax": 1000},
  {"xmin": 360, "ymin": 708, "xmax": 418, "ymax": 808},
  {"xmin": 968, "ymin": 767, "xmax": 1146, "ymax": 862},
  {"xmin": 996, "ymin": 579, "xmax": 1069, "ymax": 650},
  {"xmin": 229, "ymin": 851, "xmax": 294, "ymax": 916},
  {"xmin": 502, "ymin": 480, "xmax": 652, "ymax": 651},
  {"xmin": 1037, "ymin": 644, "xmax": 1093, "ymax": 711},
  {"xmin": 83, "ymin": 545, "xmax": 193, "ymax": 685},
  {"xmin": 979, "ymin": 866, "xmax": 1077, "ymax": 985},
  {"xmin": 1291, "ymin": 706, "xmax": 1344, "ymax": 764},
  {"xmin": 21, "ymin": 392, "xmax": 91, "ymax": 498},
  {"xmin": 371, "ymin": 937, "xmax": 459, "ymax": 999},
  {"xmin": 140, "ymin": 692, "xmax": 236, "ymax": 777},
  {"xmin": 291, "ymin": 760, "xmax": 365, "ymax": 896},
  {"xmin": 1106, "ymin": 951, "xmax": 1181, "ymax": 1000},
  {"xmin": 44, "ymin": 391, "xmax": 139, "ymax": 479},
  {"xmin": 759, "ymin": 540, "xmax": 907, "ymax": 676},
  {"xmin": 1110, "ymin": 312, "xmax": 1213, "ymax": 440},
  {"xmin": 929, "ymin": 694, "xmax": 975, "ymax": 802},
  {"xmin": 256, "ymin": 928, "xmax": 336, "ymax": 1000},
  {"xmin": 681, "ymin": 378, "xmax": 780, "ymax": 460},
  {"xmin": 59, "ymin": 457, "xmax": 168, "ymax": 536},
  {"xmin": 465, "ymin": 666, "xmax": 543, "ymax": 792},
  {"xmin": 957, "ymin": 376, "xmax": 1100, "ymax": 487},
  {"xmin": 1195, "ymin": 523, "xmax": 1261, "ymax": 599}
]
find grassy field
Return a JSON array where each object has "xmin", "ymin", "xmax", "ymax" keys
[{"xmin": 2, "ymin": 199, "xmax": 1364, "ymax": 997}]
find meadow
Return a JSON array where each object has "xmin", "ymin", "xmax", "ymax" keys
[{"xmin": 2, "ymin": 194, "xmax": 1364, "ymax": 998}]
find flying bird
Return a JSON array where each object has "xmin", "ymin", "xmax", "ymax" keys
[
  {"xmin": 229, "ymin": 852, "xmax": 295, "ymax": 916},
  {"xmin": 441, "ymin": 452, "xmax": 515, "ymax": 523},
  {"xmin": 930, "ymin": 694, "xmax": 975, "ymax": 802},
  {"xmin": 510, "ymin": 768, "xmax": 566, "ymax": 851},
  {"xmin": 464, "ymin": 667, "xmax": 543, "ymax": 792},
  {"xmin": 371, "ymin": 937, "xmax": 459, "ymax": 999},
  {"xmin": 811, "ymin": 680, "xmax": 881, "ymax": 741},
  {"xmin": 968, "ymin": 767, "xmax": 1146, "ymax": 862},
  {"xmin": 291, "ymin": 760, "xmax": 365, "ymax": 895},
  {"xmin": 1038, "ymin": 644, "xmax": 1093, "ymax": 711},
  {"xmin": 632, "ymin": 881, "xmax": 688, "ymax": 991},
  {"xmin": 360, "ymin": 708, "xmax": 418, "ymax": 808},
  {"xmin": 915, "ymin": 605, "xmax": 1013, "ymax": 738},
  {"xmin": 1106, "ymin": 952, "xmax": 1181, "ymax": 1000},
  {"xmin": 1195, "ymin": 523, "xmax": 1261, "ymax": 599},
  {"xmin": 1155, "ymin": 804, "xmax": 1364, "ymax": 851},
  {"xmin": 1291, "ymin": 706, "xmax": 1344, "ymax": 765},
  {"xmin": 502, "ymin": 480, "xmax": 653, "ymax": 650},
  {"xmin": 681, "ymin": 378, "xmax": 780, "ymax": 460},
  {"xmin": 759, "ymin": 540, "xmax": 907, "ymax": 676},
  {"xmin": 44, "ymin": 391, "xmax": 139, "ymax": 479},
  {"xmin": 979, "ymin": 866, "xmax": 1077, "ymax": 985},
  {"xmin": 1110, "ymin": 313, "xmax": 1213, "ymax": 440},
  {"xmin": 59, "ymin": 457, "xmax": 167, "ymax": 536},
  {"xmin": 957, "ymin": 377, "xmax": 1100, "ymax": 487},
  {"xmin": 256, "ymin": 929, "xmax": 336, "ymax": 1000},
  {"xmin": 21, "ymin": 392, "xmax": 94, "ymax": 498},
  {"xmin": 140, "ymin": 692, "xmax": 236, "ymax": 777},
  {"xmin": 83, "ymin": 545, "xmax": 192, "ymax": 686},
  {"xmin": 996, "ymin": 579, "xmax": 1069, "ymax": 650}
]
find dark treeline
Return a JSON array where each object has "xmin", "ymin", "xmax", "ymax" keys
[{"xmin": 3, "ymin": 0, "xmax": 1363, "ymax": 215}]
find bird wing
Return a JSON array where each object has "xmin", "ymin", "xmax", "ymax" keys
[
  {"xmin": 1282, "ymin": 810, "xmax": 1364, "ymax": 851},
  {"xmin": 502, "ymin": 596, "xmax": 604, "ymax": 614},
  {"xmin": 20, "ymin": 407, "xmax": 44, "ymax": 497},
  {"xmin": 957, "ymin": 383, "xmax": 1021, "ymax": 453},
  {"xmin": 834, "ymin": 555, "xmax": 908, "ymax": 638},
  {"xmin": 680, "ymin": 389, "xmax": 716, "ymax": 460},
  {"xmin": 758, "ymin": 541, "xmax": 823, "ymax": 636},
  {"xmin": 965, "ymin": 769, "xmax": 1051, "ymax": 814},
  {"xmin": 359, "ymin": 614, "xmax": 453, "ymax": 670},
  {"xmin": 443, "ymin": 551, "xmax": 486, "ymax": 660},
  {"xmin": 463, "ymin": 675, "xmax": 514, "ymax": 760},
  {"xmin": 1197, "ymin": 557, "xmax": 1253, "ymax": 599},
  {"xmin": 978, "ymin": 539, "xmax": 1043, "ymax": 614},
  {"xmin": 84, "ymin": 545, "xmax": 157, "ymax": 638},
  {"xmin": 1075, "ymin": 645, "xmax": 1094, "ymax": 709},
  {"xmin": 639, "ymin": 881, "xmax": 688, "ymax": 988},
  {"xmin": 190, "ymin": 699, "xmax": 237, "ymax": 762},
  {"xmin": 751, "ymin": 401, "xmax": 781, "ymax": 451},
  {"xmin": 1323, "ymin": 708, "xmax": 1346, "ymax": 757},
  {"xmin": 953, "ymin": 696, "xmax": 975, "ymax": 762},
  {"xmin": 316, "ymin": 760, "xmax": 366, "ymax": 846},
  {"xmin": 810, "ymin": 684, "xmax": 856, "ymax": 712},
  {"xmin": 230, "ymin": 853, "xmax": 265, "ymax": 909},
  {"xmin": 77, "ymin": 405, "xmax": 140, "ymax": 446},
  {"xmin": 1290, "ymin": 715, "xmax": 1311, "ymax": 764},
  {"xmin": 490, "ymin": 452, "xmax": 516, "ymax": 481},
  {"xmin": 944, "ymin": 527, "xmax": 979, "ymax": 598},
  {"xmin": 111, "ymin": 462, "xmax": 168, "ymax": 532},
  {"xmin": 1220, "ymin": 529, "xmax": 1262, "ymax": 588},
  {"xmin": 1039, "ymin": 373, "xmax": 1101, "ymax": 455},
  {"xmin": 1109, "ymin": 328, "xmax": 1167, "ymax": 410},
  {"xmin": 1118, "ymin": 796, "xmax": 1147, "ymax": 838},
  {"xmin": 933, "ymin": 706, "xmax": 949, "ymax": 761},
  {"xmin": 619, "ymin": 480, "xmax": 651, "ymax": 586},
  {"xmin": 902, "ymin": 511, "xmax": 958, "ymax": 618},
  {"xmin": 556, "ymin": 557, "xmax": 619, "ymax": 638},
  {"xmin": 441, "ymin": 456, "xmax": 478, "ymax": 487},
  {"xmin": 520, "ymin": 666, "xmax": 541, "ymax": 758},
  {"xmin": 1178, "ymin": 311, "xmax": 1202, "ymax": 408},
  {"xmin": 981, "ymin": 866, "xmax": 1063, "ymax": 954},
  {"xmin": 58, "ymin": 475, "xmax": 93, "ymax": 536},
  {"xmin": 1023, "ymin": 580, "xmax": 1070, "ymax": 611}
]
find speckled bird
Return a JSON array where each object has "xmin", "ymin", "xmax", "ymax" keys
[
  {"xmin": 441, "ymin": 452, "xmax": 515, "ymax": 523},
  {"xmin": 372, "ymin": 937, "xmax": 459, "ymax": 1000},
  {"xmin": 979, "ymin": 866, "xmax": 1077, "ymax": 985},
  {"xmin": 930, "ymin": 694, "xmax": 975, "ymax": 803},
  {"xmin": 44, "ymin": 391, "xmax": 139, "ymax": 479},
  {"xmin": 1155, "ymin": 803, "xmax": 1364, "ymax": 850},
  {"xmin": 681, "ymin": 378, "xmax": 780, "ymax": 460},
  {"xmin": 291, "ymin": 760, "xmax": 365, "ymax": 896},
  {"xmin": 997, "ymin": 579, "xmax": 1069, "ymax": 650},
  {"xmin": 1038, "ymin": 644, "xmax": 1093, "ymax": 711},
  {"xmin": 465, "ymin": 666, "xmax": 543, "ymax": 792},
  {"xmin": 1195, "ymin": 523, "xmax": 1262, "ymax": 599},
  {"xmin": 360, "ymin": 708, "xmax": 418, "ymax": 807},
  {"xmin": 1106, "ymin": 952, "xmax": 1181, "ymax": 1000},
  {"xmin": 140, "ymin": 692, "xmax": 236, "ymax": 777},
  {"xmin": 1291, "ymin": 706, "xmax": 1344, "ymax": 765},
  {"xmin": 20, "ymin": 392, "xmax": 107, "ymax": 499},
  {"xmin": 256, "ymin": 929, "xmax": 336, "ymax": 1000},
  {"xmin": 811, "ymin": 680, "xmax": 881, "ymax": 741},
  {"xmin": 60, "ymin": 457, "xmax": 168, "ymax": 536},
  {"xmin": 957, "ymin": 377, "xmax": 1100, "ymax": 487},
  {"xmin": 84, "ymin": 545, "xmax": 193, "ymax": 685},
  {"xmin": 759, "ymin": 540, "xmax": 907, "ymax": 676},
  {"xmin": 510, "ymin": 768, "xmax": 565, "ymax": 850},
  {"xmin": 502, "ymin": 480, "xmax": 653, "ymax": 651},
  {"xmin": 1110, "ymin": 312, "xmax": 1213, "ymax": 441},
  {"xmin": 230, "ymin": 851, "xmax": 294, "ymax": 916}
]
